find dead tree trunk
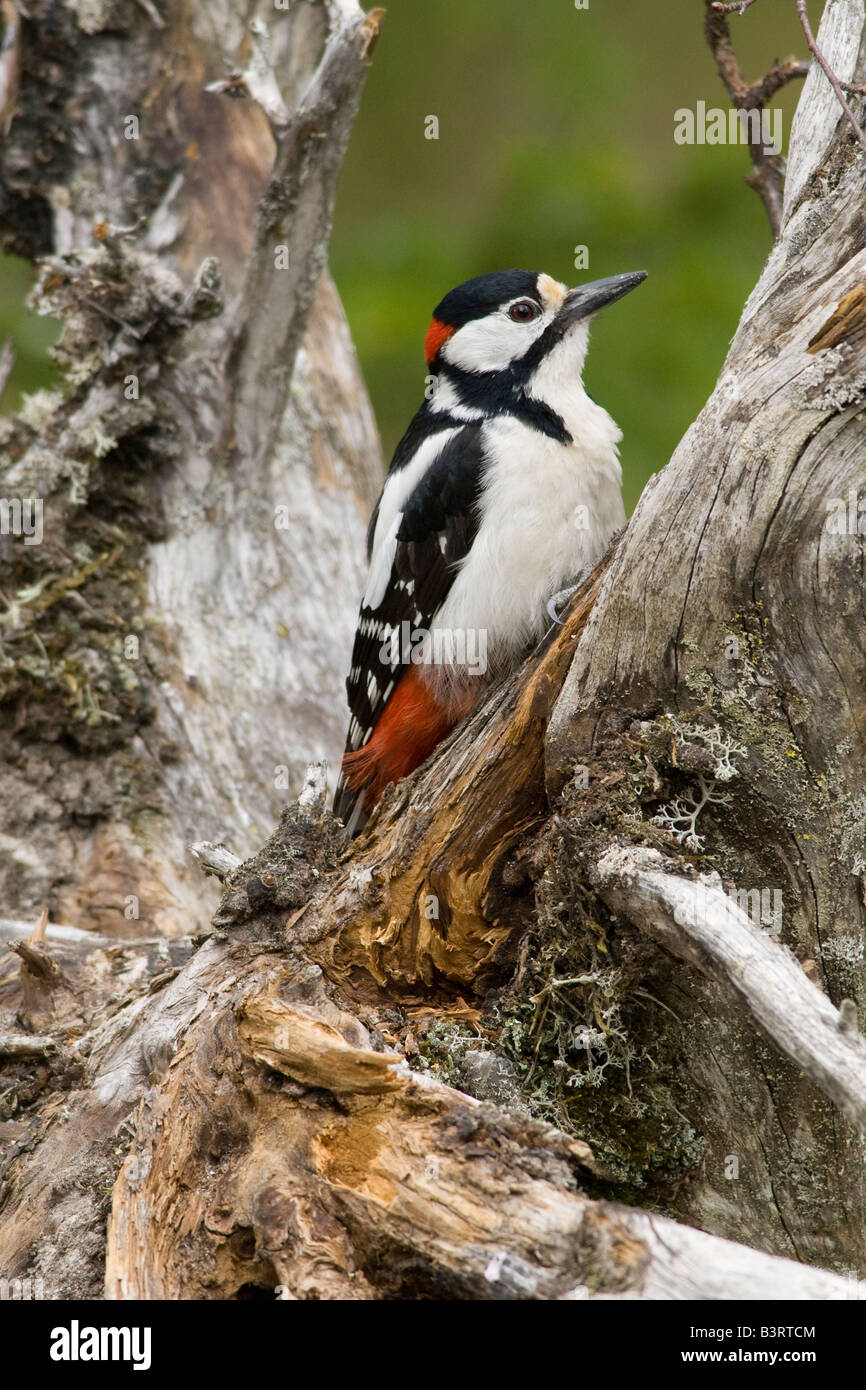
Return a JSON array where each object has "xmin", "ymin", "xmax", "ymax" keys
[
  {"xmin": 2, "ymin": 0, "xmax": 866, "ymax": 1300},
  {"xmin": 0, "ymin": 0, "xmax": 382, "ymax": 941}
]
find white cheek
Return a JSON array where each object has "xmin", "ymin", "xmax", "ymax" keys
[{"xmin": 443, "ymin": 315, "xmax": 546, "ymax": 373}]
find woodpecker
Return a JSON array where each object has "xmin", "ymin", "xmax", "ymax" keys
[{"xmin": 334, "ymin": 267, "xmax": 646, "ymax": 833}]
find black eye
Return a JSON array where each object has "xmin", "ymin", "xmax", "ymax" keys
[{"xmin": 508, "ymin": 299, "xmax": 539, "ymax": 323}]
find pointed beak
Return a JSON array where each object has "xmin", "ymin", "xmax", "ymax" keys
[{"xmin": 556, "ymin": 270, "xmax": 647, "ymax": 329}]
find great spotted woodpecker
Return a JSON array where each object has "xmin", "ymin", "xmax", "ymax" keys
[{"xmin": 334, "ymin": 266, "xmax": 646, "ymax": 833}]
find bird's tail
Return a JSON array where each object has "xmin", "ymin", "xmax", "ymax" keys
[{"xmin": 333, "ymin": 665, "xmax": 474, "ymax": 835}]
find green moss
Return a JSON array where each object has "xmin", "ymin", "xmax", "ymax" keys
[
  {"xmin": 487, "ymin": 666, "xmax": 840, "ymax": 1199},
  {"xmin": 412, "ymin": 1020, "xmax": 487, "ymax": 1088},
  {"xmin": 0, "ymin": 244, "xmax": 214, "ymax": 756},
  {"xmin": 491, "ymin": 820, "xmax": 707, "ymax": 1196},
  {"xmin": 0, "ymin": 532, "xmax": 153, "ymax": 749}
]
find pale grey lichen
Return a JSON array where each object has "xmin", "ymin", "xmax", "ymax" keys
[
  {"xmin": 653, "ymin": 774, "xmax": 733, "ymax": 852},
  {"xmin": 821, "ymin": 936, "xmax": 865, "ymax": 966},
  {"xmin": 672, "ymin": 718, "xmax": 747, "ymax": 782}
]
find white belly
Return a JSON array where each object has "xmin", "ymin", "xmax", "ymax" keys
[{"xmin": 433, "ymin": 402, "xmax": 625, "ymax": 671}]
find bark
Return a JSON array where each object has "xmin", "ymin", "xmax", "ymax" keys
[
  {"xmin": 0, "ymin": 0, "xmax": 381, "ymax": 941},
  {"xmin": 541, "ymin": 0, "xmax": 866, "ymax": 1270},
  {"xmin": 2, "ymin": 0, "xmax": 866, "ymax": 1302}
]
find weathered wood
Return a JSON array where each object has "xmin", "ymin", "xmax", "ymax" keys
[
  {"xmin": 188, "ymin": 842, "xmax": 243, "ymax": 882},
  {"xmin": 595, "ymin": 845, "xmax": 866, "ymax": 1131},
  {"xmin": 302, "ymin": 557, "xmax": 612, "ymax": 995},
  {"xmin": 538, "ymin": 0, "xmax": 866, "ymax": 1270},
  {"xmin": 0, "ymin": 1033, "xmax": 56, "ymax": 1057},
  {"xmin": 0, "ymin": 0, "xmax": 382, "ymax": 938},
  {"xmin": 784, "ymin": 0, "xmax": 864, "ymax": 212},
  {"xmin": 103, "ymin": 959, "xmax": 865, "ymax": 1301}
]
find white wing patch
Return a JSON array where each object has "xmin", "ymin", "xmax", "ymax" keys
[
  {"xmin": 363, "ymin": 427, "xmax": 462, "ymax": 610},
  {"xmin": 367, "ymin": 427, "xmax": 462, "ymax": 558},
  {"xmin": 363, "ymin": 513, "xmax": 400, "ymax": 609}
]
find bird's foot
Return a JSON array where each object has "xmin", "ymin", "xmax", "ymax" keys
[{"xmin": 546, "ymin": 570, "xmax": 589, "ymax": 625}]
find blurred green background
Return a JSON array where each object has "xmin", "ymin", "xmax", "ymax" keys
[
  {"xmin": 330, "ymin": 0, "xmax": 805, "ymax": 511},
  {"xmin": 0, "ymin": 0, "xmax": 806, "ymax": 514}
]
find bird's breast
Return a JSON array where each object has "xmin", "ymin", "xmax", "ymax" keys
[{"xmin": 432, "ymin": 407, "xmax": 625, "ymax": 666}]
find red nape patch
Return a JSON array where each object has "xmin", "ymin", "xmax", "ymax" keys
[
  {"xmin": 424, "ymin": 317, "xmax": 455, "ymax": 365},
  {"xmin": 341, "ymin": 666, "xmax": 477, "ymax": 812}
]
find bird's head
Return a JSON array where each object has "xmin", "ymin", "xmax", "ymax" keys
[{"xmin": 424, "ymin": 268, "xmax": 646, "ymax": 386}]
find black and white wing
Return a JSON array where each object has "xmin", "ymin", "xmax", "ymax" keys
[{"xmin": 333, "ymin": 421, "xmax": 486, "ymax": 824}]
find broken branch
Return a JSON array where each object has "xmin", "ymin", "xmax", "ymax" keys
[
  {"xmin": 222, "ymin": 2, "xmax": 383, "ymax": 471},
  {"xmin": 0, "ymin": 1032, "xmax": 57, "ymax": 1058},
  {"xmin": 594, "ymin": 845, "xmax": 866, "ymax": 1133}
]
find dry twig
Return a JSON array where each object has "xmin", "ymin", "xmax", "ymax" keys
[
  {"xmin": 0, "ymin": 337, "xmax": 13, "ymax": 406},
  {"xmin": 704, "ymin": 0, "xmax": 808, "ymax": 236},
  {"xmin": 796, "ymin": 0, "xmax": 866, "ymax": 153},
  {"xmin": 0, "ymin": 1032, "xmax": 57, "ymax": 1058}
]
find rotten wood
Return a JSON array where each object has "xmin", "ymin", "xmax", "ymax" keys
[{"xmin": 103, "ymin": 955, "xmax": 865, "ymax": 1301}]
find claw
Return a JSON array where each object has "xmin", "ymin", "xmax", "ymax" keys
[{"xmin": 546, "ymin": 571, "xmax": 587, "ymax": 625}]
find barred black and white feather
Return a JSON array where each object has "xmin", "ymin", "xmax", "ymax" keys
[{"xmin": 333, "ymin": 421, "xmax": 486, "ymax": 826}]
